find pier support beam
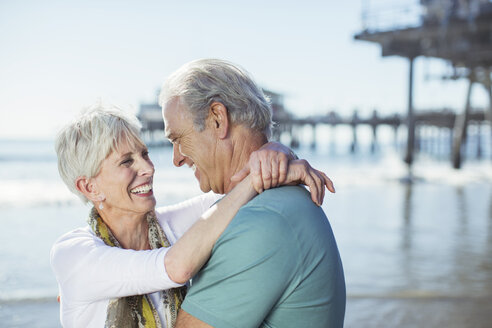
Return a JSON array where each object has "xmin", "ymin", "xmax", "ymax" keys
[
  {"xmin": 404, "ymin": 57, "xmax": 416, "ymax": 166},
  {"xmin": 310, "ymin": 124, "xmax": 317, "ymax": 150},
  {"xmin": 476, "ymin": 123, "xmax": 482, "ymax": 159},
  {"xmin": 486, "ymin": 70, "xmax": 492, "ymax": 126},
  {"xmin": 350, "ymin": 110, "xmax": 359, "ymax": 153},
  {"xmin": 452, "ymin": 73, "xmax": 475, "ymax": 169},
  {"xmin": 370, "ymin": 110, "xmax": 378, "ymax": 153},
  {"xmin": 485, "ymin": 71, "xmax": 492, "ymax": 160}
]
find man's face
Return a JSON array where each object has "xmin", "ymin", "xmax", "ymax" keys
[{"xmin": 163, "ymin": 98, "xmax": 219, "ymax": 193}]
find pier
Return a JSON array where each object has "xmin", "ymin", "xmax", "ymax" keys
[
  {"xmin": 138, "ymin": 92, "xmax": 490, "ymax": 165},
  {"xmin": 354, "ymin": 0, "xmax": 492, "ymax": 168},
  {"xmin": 138, "ymin": 0, "xmax": 492, "ymax": 169},
  {"xmin": 272, "ymin": 108, "xmax": 487, "ymax": 152}
]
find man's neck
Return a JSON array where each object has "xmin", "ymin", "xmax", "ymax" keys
[{"xmin": 222, "ymin": 126, "xmax": 267, "ymax": 193}]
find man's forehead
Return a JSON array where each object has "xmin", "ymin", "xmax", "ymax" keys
[
  {"xmin": 163, "ymin": 98, "xmax": 188, "ymax": 118},
  {"xmin": 163, "ymin": 98, "xmax": 191, "ymax": 137}
]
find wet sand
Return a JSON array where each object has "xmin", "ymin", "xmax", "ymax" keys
[
  {"xmin": 345, "ymin": 296, "xmax": 492, "ymax": 328},
  {"xmin": 0, "ymin": 299, "xmax": 60, "ymax": 328},
  {"xmin": 2, "ymin": 296, "xmax": 491, "ymax": 327}
]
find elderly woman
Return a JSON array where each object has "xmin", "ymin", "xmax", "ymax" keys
[{"xmin": 50, "ymin": 106, "xmax": 332, "ymax": 328}]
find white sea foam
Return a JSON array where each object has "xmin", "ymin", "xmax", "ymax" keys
[
  {"xmin": 307, "ymin": 149, "xmax": 492, "ymax": 189},
  {"xmin": 0, "ymin": 289, "xmax": 57, "ymax": 304},
  {"xmin": 0, "ymin": 167, "xmax": 202, "ymax": 208},
  {"xmin": 0, "ymin": 180, "xmax": 79, "ymax": 208},
  {"xmin": 1, "ymin": 148, "xmax": 491, "ymax": 208}
]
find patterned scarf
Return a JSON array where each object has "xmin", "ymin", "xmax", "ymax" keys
[{"xmin": 88, "ymin": 207, "xmax": 187, "ymax": 328}]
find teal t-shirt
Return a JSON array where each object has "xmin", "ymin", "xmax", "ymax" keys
[{"xmin": 181, "ymin": 186, "xmax": 346, "ymax": 328}]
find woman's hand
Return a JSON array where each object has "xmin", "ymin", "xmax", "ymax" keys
[
  {"xmin": 231, "ymin": 142, "xmax": 292, "ymax": 192},
  {"xmin": 231, "ymin": 142, "xmax": 335, "ymax": 205},
  {"xmin": 284, "ymin": 159, "xmax": 334, "ymax": 206}
]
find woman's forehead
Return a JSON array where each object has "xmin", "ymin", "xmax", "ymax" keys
[{"xmin": 113, "ymin": 134, "xmax": 146, "ymax": 154}]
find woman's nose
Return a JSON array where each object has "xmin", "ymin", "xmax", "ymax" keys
[{"xmin": 139, "ymin": 157, "xmax": 154, "ymax": 176}]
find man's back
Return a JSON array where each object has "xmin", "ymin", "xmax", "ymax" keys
[{"xmin": 181, "ymin": 186, "xmax": 346, "ymax": 328}]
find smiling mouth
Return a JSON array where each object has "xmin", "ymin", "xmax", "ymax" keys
[{"xmin": 130, "ymin": 183, "xmax": 153, "ymax": 195}]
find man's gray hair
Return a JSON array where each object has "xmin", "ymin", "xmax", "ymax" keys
[
  {"xmin": 159, "ymin": 59, "xmax": 273, "ymax": 138},
  {"xmin": 55, "ymin": 105, "xmax": 145, "ymax": 203}
]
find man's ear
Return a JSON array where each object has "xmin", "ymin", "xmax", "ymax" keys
[
  {"xmin": 208, "ymin": 102, "xmax": 229, "ymax": 139},
  {"xmin": 75, "ymin": 176, "xmax": 105, "ymax": 202}
]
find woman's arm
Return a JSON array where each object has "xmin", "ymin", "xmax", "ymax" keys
[
  {"xmin": 161, "ymin": 142, "xmax": 333, "ymax": 246},
  {"xmin": 164, "ymin": 159, "xmax": 333, "ymax": 284},
  {"xmin": 232, "ymin": 141, "xmax": 335, "ymax": 202},
  {"xmin": 165, "ymin": 175, "xmax": 256, "ymax": 284}
]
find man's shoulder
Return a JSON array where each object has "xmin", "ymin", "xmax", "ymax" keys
[
  {"xmin": 237, "ymin": 185, "xmax": 324, "ymax": 222},
  {"xmin": 219, "ymin": 186, "xmax": 327, "ymax": 245},
  {"xmin": 249, "ymin": 185, "xmax": 310, "ymax": 203}
]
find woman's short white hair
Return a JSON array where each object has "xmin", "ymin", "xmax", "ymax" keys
[
  {"xmin": 55, "ymin": 105, "xmax": 145, "ymax": 203},
  {"xmin": 159, "ymin": 58, "xmax": 273, "ymax": 138}
]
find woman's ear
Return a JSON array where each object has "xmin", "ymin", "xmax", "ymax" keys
[
  {"xmin": 208, "ymin": 102, "xmax": 229, "ymax": 139},
  {"xmin": 75, "ymin": 176, "xmax": 105, "ymax": 202}
]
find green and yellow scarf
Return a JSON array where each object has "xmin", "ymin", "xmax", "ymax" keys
[{"xmin": 88, "ymin": 207, "xmax": 187, "ymax": 328}]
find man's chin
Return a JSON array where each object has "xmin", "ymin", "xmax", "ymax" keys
[{"xmin": 197, "ymin": 180, "xmax": 211, "ymax": 193}]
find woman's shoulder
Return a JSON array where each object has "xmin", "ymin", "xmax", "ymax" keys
[
  {"xmin": 52, "ymin": 226, "xmax": 95, "ymax": 246},
  {"xmin": 155, "ymin": 192, "xmax": 221, "ymax": 222},
  {"xmin": 50, "ymin": 226, "xmax": 101, "ymax": 264}
]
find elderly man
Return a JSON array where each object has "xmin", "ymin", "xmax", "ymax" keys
[{"xmin": 160, "ymin": 59, "xmax": 345, "ymax": 328}]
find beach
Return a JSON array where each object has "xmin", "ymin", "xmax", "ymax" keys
[
  {"xmin": 1, "ymin": 138, "xmax": 491, "ymax": 327},
  {"xmin": 3, "ymin": 295, "xmax": 492, "ymax": 327}
]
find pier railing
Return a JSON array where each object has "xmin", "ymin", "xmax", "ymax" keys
[{"xmin": 139, "ymin": 108, "xmax": 491, "ymax": 166}]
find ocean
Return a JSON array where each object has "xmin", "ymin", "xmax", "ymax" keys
[{"xmin": 0, "ymin": 137, "xmax": 491, "ymax": 327}]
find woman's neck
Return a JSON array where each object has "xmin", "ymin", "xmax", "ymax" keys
[{"xmin": 98, "ymin": 208, "xmax": 151, "ymax": 250}]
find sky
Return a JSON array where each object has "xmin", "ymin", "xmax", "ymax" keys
[{"xmin": 0, "ymin": 0, "xmax": 489, "ymax": 139}]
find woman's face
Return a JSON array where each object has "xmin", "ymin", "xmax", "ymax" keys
[{"xmin": 93, "ymin": 138, "xmax": 156, "ymax": 217}]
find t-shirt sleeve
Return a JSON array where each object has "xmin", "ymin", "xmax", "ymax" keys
[
  {"xmin": 156, "ymin": 192, "xmax": 221, "ymax": 244},
  {"xmin": 50, "ymin": 228, "xmax": 183, "ymax": 304},
  {"xmin": 181, "ymin": 206, "xmax": 298, "ymax": 328}
]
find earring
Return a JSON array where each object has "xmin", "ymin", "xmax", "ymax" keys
[{"xmin": 98, "ymin": 194, "xmax": 105, "ymax": 210}]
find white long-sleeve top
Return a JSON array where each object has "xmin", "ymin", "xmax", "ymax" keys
[{"xmin": 50, "ymin": 192, "xmax": 220, "ymax": 328}]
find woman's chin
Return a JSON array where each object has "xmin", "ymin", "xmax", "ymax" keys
[{"xmin": 131, "ymin": 193, "xmax": 156, "ymax": 211}]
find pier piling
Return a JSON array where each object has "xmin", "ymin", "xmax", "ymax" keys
[
  {"xmin": 452, "ymin": 74, "xmax": 474, "ymax": 169},
  {"xmin": 404, "ymin": 57, "xmax": 416, "ymax": 166}
]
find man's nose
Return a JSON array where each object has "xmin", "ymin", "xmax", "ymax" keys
[{"xmin": 172, "ymin": 143, "xmax": 186, "ymax": 167}]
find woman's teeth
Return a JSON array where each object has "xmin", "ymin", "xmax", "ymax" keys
[{"xmin": 130, "ymin": 184, "xmax": 152, "ymax": 194}]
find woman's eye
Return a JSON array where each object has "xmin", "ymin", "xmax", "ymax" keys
[
  {"xmin": 121, "ymin": 158, "xmax": 133, "ymax": 166},
  {"xmin": 142, "ymin": 150, "xmax": 149, "ymax": 158}
]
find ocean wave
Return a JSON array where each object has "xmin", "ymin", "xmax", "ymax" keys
[
  {"xmin": 0, "ymin": 290, "xmax": 58, "ymax": 304},
  {"xmin": 0, "ymin": 155, "xmax": 57, "ymax": 162},
  {"xmin": 0, "ymin": 178, "xmax": 203, "ymax": 208},
  {"xmin": 0, "ymin": 180, "xmax": 79, "ymax": 208},
  {"xmin": 1, "ymin": 150, "xmax": 491, "ymax": 208},
  {"xmin": 312, "ymin": 151, "xmax": 492, "ymax": 188}
]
